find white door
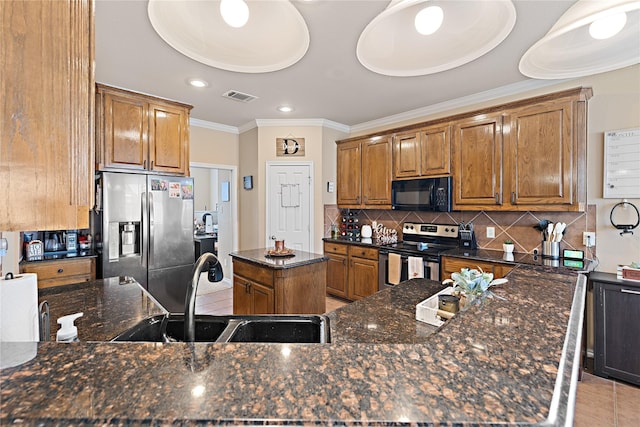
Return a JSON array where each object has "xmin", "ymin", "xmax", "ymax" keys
[{"xmin": 266, "ymin": 162, "xmax": 313, "ymax": 252}]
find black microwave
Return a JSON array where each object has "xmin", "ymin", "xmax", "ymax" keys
[{"xmin": 391, "ymin": 177, "xmax": 452, "ymax": 211}]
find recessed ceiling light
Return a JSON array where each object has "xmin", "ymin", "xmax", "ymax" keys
[
  {"xmin": 220, "ymin": 0, "xmax": 249, "ymax": 28},
  {"xmin": 415, "ymin": 6, "xmax": 443, "ymax": 36},
  {"xmin": 188, "ymin": 78, "xmax": 209, "ymax": 88},
  {"xmin": 277, "ymin": 106, "xmax": 293, "ymax": 113},
  {"xmin": 589, "ymin": 12, "xmax": 627, "ymax": 39}
]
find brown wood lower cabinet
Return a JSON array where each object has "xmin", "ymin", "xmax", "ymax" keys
[
  {"xmin": 324, "ymin": 242, "xmax": 379, "ymax": 301},
  {"xmin": 232, "ymin": 258, "xmax": 326, "ymax": 314},
  {"xmin": 20, "ymin": 257, "xmax": 96, "ymax": 289},
  {"xmin": 440, "ymin": 256, "xmax": 513, "ymax": 281},
  {"xmin": 591, "ymin": 272, "xmax": 640, "ymax": 386}
]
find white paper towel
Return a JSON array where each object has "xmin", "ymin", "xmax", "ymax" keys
[{"xmin": 0, "ymin": 273, "xmax": 39, "ymax": 342}]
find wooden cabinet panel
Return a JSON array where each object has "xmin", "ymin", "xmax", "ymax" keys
[
  {"xmin": 362, "ymin": 137, "xmax": 392, "ymax": 206},
  {"xmin": 441, "ymin": 256, "xmax": 512, "ymax": 281},
  {"xmin": 349, "ymin": 256, "xmax": 378, "ymax": 301},
  {"xmin": 452, "ymin": 114, "xmax": 503, "ymax": 208},
  {"xmin": 337, "ymin": 136, "xmax": 391, "ymax": 208},
  {"xmin": 102, "ymin": 91, "xmax": 148, "ymax": 170},
  {"xmin": 149, "ymin": 103, "xmax": 189, "ymax": 174},
  {"xmin": 326, "ymin": 253, "xmax": 348, "ymax": 298},
  {"xmin": 592, "ymin": 273, "xmax": 640, "ymax": 385},
  {"xmin": 233, "ymin": 277, "xmax": 252, "ymax": 315},
  {"xmin": 420, "ymin": 125, "xmax": 451, "ymax": 176},
  {"xmin": 393, "ymin": 132, "xmax": 421, "ymax": 178},
  {"xmin": 505, "ymin": 100, "xmax": 575, "ymax": 208},
  {"xmin": 325, "ymin": 242, "xmax": 378, "ymax": 301},
  {"xmin": 20, "ymin": 258, "xmax": 96, "ymax": 289},
  {"xmin": 1, "ymin": 0, "xmax": 94, "ymax": 231},
  {"xmin": 394, "ymin": 125, "xmax": 451, "ymax": 179},
  {"xmin": 251, "ymin": 282, "xmax": 275, "ymax": 314},
  {"xmin": 336, "ymin": 140, "xmax": 362, "ymax": 206},
  {"xmin": 96, "ymin": 84, "xmax": 192, "ymax": 176}
]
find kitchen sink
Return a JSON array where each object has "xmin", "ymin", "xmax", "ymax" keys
[{"xmin": 111, "ymin": 314, "xmax": 330, "ymax": 344}]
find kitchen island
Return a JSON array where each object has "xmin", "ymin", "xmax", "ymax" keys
[
  {"xmin": 230, "ymin": 249, "xmax": 328, "ymax": 314},
  {"xmin": 0, "ymin": 265, "xmax": 585, "ymax": 425}
]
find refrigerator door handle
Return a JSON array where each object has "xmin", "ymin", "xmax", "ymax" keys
[
  {"xmin": 149, "ymin": 191, "xmax": 154, "ymax": 267},
  {"xmin": 141, "ymin": 191, "xmax": 148, "ymax": 269}
]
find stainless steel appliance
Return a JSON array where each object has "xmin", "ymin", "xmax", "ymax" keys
[
  {"xmin": 92, "ymin": 172, "xmax": 195, "ymax": 312},
  {"xmin": 391, "ymin": 177, "xmax": 452, "ymax": 211},
  {"xmin": 378, "ymin": 222, "xmax": 460, "ymax": 290}
]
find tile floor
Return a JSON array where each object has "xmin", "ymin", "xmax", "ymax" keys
[{"xmin": 196, "ymin": 288, "xmax": 639, "ymax": 426}]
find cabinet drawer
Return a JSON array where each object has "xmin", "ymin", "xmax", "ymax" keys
[
  {"xmin": 233, "ymin": 260, "xmax": 274, "ymax": 288},
  {"xmin": 441, "ymin": 256, "xmax": 511, "ymax": 279},
  {"xmin": 20, "ymin": 258, "xmax": 95, "ymax": 289},
  {"xmin": 349, "ymin": 246, "xmax": 379, "ymax": 260},
  {"xmin": 324, "ymin": 241, "xmax": 348, "ymax": 255}
]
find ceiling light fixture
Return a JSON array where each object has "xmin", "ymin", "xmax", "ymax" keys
[
  {"xmin": 414, "ymin": 6, "xmax": 443, "ymax": 35},
  {"xmin": 277, "ymin": 106, "xmax": 293, "ymax": 113},
  {"xmin": 187, "ymin": 78, "xmax": 209, "ymax": 88},
  {"xmin": 357, "ymin": 0, "xmax": 516, "ymax": 76},
  {"xmin": 519, "ymin": 0, "xmax": 640, "ymax": 79},
  {"xmin": 147, "ymin": 0, "xmax": 309, "ymax": 73},
  {"xmin": 220, "ymin": 0, "xmax": 249, "ymax": 28},
  {"xmin": 589, "ymin": 12, "xmax": 627, "ymax": 39}
]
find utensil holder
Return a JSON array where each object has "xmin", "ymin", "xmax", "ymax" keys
[{"xmin": 542, "ymin": 241, "xmax": 560, "ymax": 259}]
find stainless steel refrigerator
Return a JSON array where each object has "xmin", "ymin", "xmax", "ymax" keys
[{"xmin": 92, "ymin": 172, "xmax": 195, "ymax": 312}]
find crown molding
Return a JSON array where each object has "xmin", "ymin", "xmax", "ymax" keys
[
  {"xmin": 238, "ymin": 118, "xmax": 350, "ymax": 134},
  {"xmin": 350, "ymin": 78, "xmax": 570, "ymax": 134},
  {"xmin": 189, "ymin": 118, "xmax": 239, "ymax": 134}
]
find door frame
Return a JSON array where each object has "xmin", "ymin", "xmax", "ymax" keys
[
  {"xmin": 265, "ymin": 161, "xmax": 314, "ymax": 251},
  {"xmin": 190, "ymin": 162, "xmax": 239, "ymax": 283}
]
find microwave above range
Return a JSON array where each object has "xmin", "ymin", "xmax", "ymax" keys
[{"xmin": 391, "ymin": 177, "xmax": 452, "ymax": 212}]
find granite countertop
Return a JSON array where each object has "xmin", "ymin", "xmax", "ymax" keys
[
  {"xmin": 0, "ymin": 264, "xmax": 586, "ymax": 425},
  {"xmin": 230, "ymin": 248, "xmax": 328, "ymax": 269},
  {"xmin": 38, "ymin": 277, "xmax": 167, "ymax": 342}
]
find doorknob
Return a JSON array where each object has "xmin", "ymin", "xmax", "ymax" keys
[{"xmin": 270, "ymin": 235, "xmax": 276, "ymax": 240}]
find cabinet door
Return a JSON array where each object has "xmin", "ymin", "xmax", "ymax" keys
[
  {"xmin": 326, "ymin": 253, "xmax": 348, "ymax": 298},
  {"xmin": 233, "ymin": 276, "xmax": 252, "ymax": 315},
  {"xmin": 420, "ymin": 124, "xmax": 451, "ymax": 176},
  {"xmin": 362, "ymin": 137, "xmax": 392, "ymax": 206},
  {"xmin": 594, "ymin": 281, "xmax": 640, "ymax": 385},
  {"xmin": 349, "ymin": 257, "xmax": 378, "ymax": 300},
  {"xmin": 251, "ymin": 282, "xmax": 275, "ymax": 314},
  {"xmin": 452, "ymin": 114, "xmax": 503, "ymax": 209},
  {"xmin": 102, "ymin": 90, "xmax": 148, "ymax": 171},
  {"xmin": 393, "ymin": 132, "xmax": 421, "ymax": 178},
  {"xmin": 505, "ymin": 100, "xmax": 575, "ymax": 208},
  {"xmin": 148, "ymin": 103, "xmax": 188, "ymax": 175},
  {"xmin": 1, "ymin": 0, "xmax": 93, "ymax": 231},
  {"xmin": 336, "ymin": 140, "xmax": 362, "ymax": 206}
]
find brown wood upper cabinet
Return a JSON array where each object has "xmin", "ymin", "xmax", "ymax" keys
[
  {"xmin": 0, "ymin": 0, "xmax": 94, "ymax": 231},
  {"xmin": 452, "ymin": 88, "xmax": 591, "ymax": 211},
  {"xmin": 336, "ymin": 135, "xmax": 392, "ymax": 208},
  {"xmin": 95, "ymin": 84, "xmax": 193, "ymax": 176},
  {"xmin": 393, "ymin": 124, "xmax": 451, "ymax": 179}
]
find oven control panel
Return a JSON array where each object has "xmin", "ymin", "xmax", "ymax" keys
[{"xmin": 403, "ymin": 223, "xmax": 459, "ymax": 238}]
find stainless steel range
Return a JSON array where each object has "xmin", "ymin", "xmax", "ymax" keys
[{"xmin": 378, "ymin": 222, "xmax": 460, "ymax": 290}]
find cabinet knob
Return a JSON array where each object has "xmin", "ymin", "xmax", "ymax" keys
[
  {"xmin": 150, "ymin": 160, "xmax": 154, "ymax": 170},
  {"xmin": 57, "ymin": 269, "xmax": 64, "ymax": 274},
  {"xmin": 245, "ymin": 282, "xmax": 251, "ymax": 294},
  {"xmin": 143, "ymin": 159, "xmax": 147, "ymax": 169},
  {"xmin": 495, "ymin": 192, "xmax": 502, "ymax": 205}
]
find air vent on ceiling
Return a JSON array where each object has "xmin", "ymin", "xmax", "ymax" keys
[{"xmin": 222, "ymin": 90, "xmax": 258, "ymax": 103}]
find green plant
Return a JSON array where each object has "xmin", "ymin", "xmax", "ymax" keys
[
  {"xmin": 504, "ymin": 239, "xmax": 513, "ymax": 245},
  {"xmin": 442, "ymin": 267, "xmax": 508, "ymax": 305}
]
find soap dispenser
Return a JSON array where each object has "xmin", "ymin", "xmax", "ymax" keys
[{"xmin": 56, "ymin": 312, "xmax": 83, "ymax": 342}]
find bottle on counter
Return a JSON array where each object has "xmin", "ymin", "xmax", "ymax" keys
[{"xmin": 56, "ymin": 312, "xmax": 83, "ymax": 342}]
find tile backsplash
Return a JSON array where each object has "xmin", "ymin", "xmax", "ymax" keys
[{"xmin": 324, "ymin": 204, "xmax": 596, "ymax": 255}]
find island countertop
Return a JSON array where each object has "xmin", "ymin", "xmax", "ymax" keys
[
  {"xmin": 0, "ymin": 265, "xmax": 585, "ymax": 425},
  {"xmin": 230, "ymin": 248, "xmax": 328, "ymax": 269}
]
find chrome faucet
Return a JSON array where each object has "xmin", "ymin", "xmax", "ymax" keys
[{"xmin": 184, "ymin": 252, "xmax": 222, "ymax": 342}]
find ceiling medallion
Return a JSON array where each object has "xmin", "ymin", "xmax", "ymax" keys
[
  {"xmin": 356, "ymin": 0, "xmax": 516, "ymax": 77},
  {"xmin": 148, "ymin": 0, "xmax": 310, "ymax": 73}
]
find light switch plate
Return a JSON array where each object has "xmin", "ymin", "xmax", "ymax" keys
[
  {"xmin": 486, "ymin": 227, "xmax": 495, "ymax": 238},
  {"xmin": 327, "ymin": 181, "xmax": 335, "ymax": 193}
]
